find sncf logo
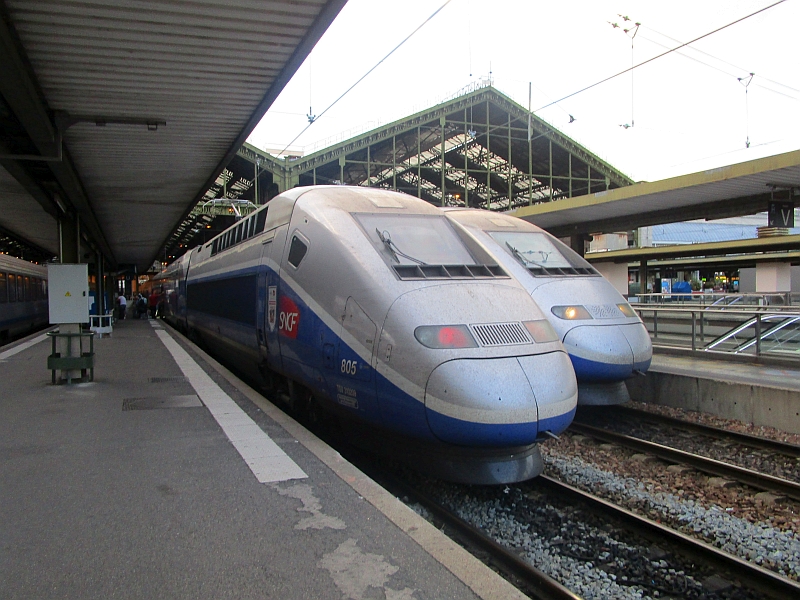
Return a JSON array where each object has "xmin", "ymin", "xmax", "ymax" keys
[{"xmin": 278, "ymin": 296, "xmax": 300, "ymax": 339}]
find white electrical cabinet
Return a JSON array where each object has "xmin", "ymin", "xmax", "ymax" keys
[{"xmin": 48, "ymin": 264, "xmax": 89, "ymax": 324}]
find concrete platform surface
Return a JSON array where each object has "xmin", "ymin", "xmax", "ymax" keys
[
  {"xmin": 0, "ymin": 318, "xmax": 525, "ymax": 600},
  {"xmin": 649, "ymin": 353, "xmax": 800, "ymax": 393},
  {"xmin": 627, "ymin": 353, "xmax": 800, "ymax": 434}
]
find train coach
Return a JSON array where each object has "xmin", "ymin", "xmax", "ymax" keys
[
  {"xmin": 444, "ymin": 208, "xmax": 652, "ymax": 405},
  {"xmin": 158, "ymin": 186, "xmax": 578, "ymax": 484},
  {"xmin": 0, "ymin": 254, "xmax": 48, "ymax": 345}
]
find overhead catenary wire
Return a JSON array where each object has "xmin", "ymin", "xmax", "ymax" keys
[
  {"xmin": 534, "ymin": 0, "xmax": 787, "ymax": 114},
  {"xmin": 738, "ymin": 72, "xmax": 755, "ymax": 148},
  {"xmin": 278, "ymin": 0, "xmax": 454, "ymax": 156},
  {"xmin": 639, "ymin": 24, "xmax": 799, "ymax": 98}
]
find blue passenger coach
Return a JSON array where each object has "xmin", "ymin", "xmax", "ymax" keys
[
  {"xmin": 0, "ymin": 255, "xmax": 48, "ymax": 345},
  {"xmin": 158, "ymin": 186, "xmax": 579, "ymax": 484}
]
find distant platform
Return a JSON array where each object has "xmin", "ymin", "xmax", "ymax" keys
[{"xmin": 627, "ymin": 353, "xmax": 800, "ymax": 434}]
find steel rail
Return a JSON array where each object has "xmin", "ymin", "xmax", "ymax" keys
[
  {"xmin": 364, "ymin": 468, "xmax": 581, "ymax": 600},
  {"xmin": 569, "ymin": 422, "xmax": 800, "ymax": 502},
  {"xmin": 536, "ymin": 476, "xmax": 800, "ymax": 600},
  {"xmin": 585, "ymin": 405, "xmax": 800, "ymax": 458}
]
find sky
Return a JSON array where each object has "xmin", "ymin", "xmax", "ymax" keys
[{"xmin": 247, "ymin": 0, "xmax": 800, "ymax": 183}]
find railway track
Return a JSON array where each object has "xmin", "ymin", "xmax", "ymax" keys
[
  {"xmin": 568, "ymin": 422, "xmax": 800, "ymax": 502},
  {"xmin": 355, "ymin": 452, "xmax": 800, "ymax": 600},
  {"xmin": 351, "ymin": 460, "xmax": 580, "ymax": 600},
  {"xmin": 533, "ymin": 476, "xmax": 800, "ymax": 600},
  {"xmin": 587, "ymin": 405, "xmax": 800, "ymax": 459}
]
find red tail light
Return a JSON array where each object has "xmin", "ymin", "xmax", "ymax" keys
[{"xmin": 415, "ymin": 325, "xmax": 478, "ymax": 349}]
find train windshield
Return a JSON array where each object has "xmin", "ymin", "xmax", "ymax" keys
[
  {"xmin": 355, "ymin": 213, "xmax": 476, "ymax": 266},
  {"xmin": 489, "ymin": 231, "xmax": 593, "ymax": 270}
]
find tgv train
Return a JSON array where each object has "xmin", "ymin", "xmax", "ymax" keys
[
  {"xmin": 444, "ymin": 208, "xmax": 651, "ymax": 405},
  {"xmin": 158, "ymin": 186, "xmax": 578, "ymax": 484},
  {"xmin": 0, "ymin": 254, "xmax": 48, "ymax": 345}
]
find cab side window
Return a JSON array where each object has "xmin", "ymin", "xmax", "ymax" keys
[{"xmin": 287, "ymin": 235, "xmax": 308, "ymax": 268}]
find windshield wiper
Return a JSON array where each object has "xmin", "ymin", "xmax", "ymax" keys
[
  {"xmin": 377, "ymin": 229, "xmax": 427, "ymax": 265},
  {"xmin": 506, "ymin": 241, "xmax": 545, "ymax": 268}
]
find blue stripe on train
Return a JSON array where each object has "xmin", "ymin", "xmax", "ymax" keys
[
  {"xmin": 568, "ymin": 353, "xmax": 634, "ymax": 382},
  {"xmin": 187, "ymin": 270, "xmax": 573, "ymax": 448}
]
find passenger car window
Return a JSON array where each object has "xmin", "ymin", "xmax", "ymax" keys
[
  {"xmin": 0, "ymin": 272, "xmax": 6, "ymax": 303},
  {"xmin": 8, "ymin": 274, "xmax": 16, "ymax": 302},
  {"xmin": 287, "ymin": 235, "xmax": 308, "ymax": 268},
  {"xmin": 255, "ymin": 208, "xmax": 268, "ymax": 234}
]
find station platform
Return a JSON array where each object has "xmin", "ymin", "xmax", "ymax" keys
[
  {"xmin": 0, "ymin": 318, "xmax": 526, "ymax": 600},
  {"xmin": 626, "ymin": 352, "xmax": 800, "ymax": 434}
]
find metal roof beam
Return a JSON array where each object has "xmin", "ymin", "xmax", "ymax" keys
[
  {"xmin": 544, "ymin": 191, "xmax": 776, "ymax": 238},
  {"xmin": 0, "ymin": 3, "xmax": 115, "ymax": 264}
]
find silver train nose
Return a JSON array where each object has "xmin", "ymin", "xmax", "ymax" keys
[
  {"xmin": 423, "ymin": 351, "xmax": 577, "ymax": 447},
  {"xmin": 562, "ymin": 322, "xmax": 652, "ymax": 381}
]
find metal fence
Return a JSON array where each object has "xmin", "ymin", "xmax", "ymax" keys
[{"xmin": 631, "ymin": 302, "xmax": 800, "ymax": 363}]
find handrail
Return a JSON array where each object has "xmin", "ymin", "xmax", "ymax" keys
[
  {"xmin": 632, "ymin": 305, "xmax": 800, "ymax": 363},
  {"xmin": 632, "ymin": 292, "xmax": 797, "ymax": 306},
  {"xmin": 632, "ymin": 306, "xmax": 800, "ymax": 318}
]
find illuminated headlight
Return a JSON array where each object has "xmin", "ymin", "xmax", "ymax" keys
[
  {"xmin": 617, "ymin": 303, "xmax": 638, "ymax": 318},
  {"xmin": 551, "ymin": 305, "xmax": 593, "ymax": 320},
  {"xmin": 415, "ymin": 325, "xmax": 478, "ymax": 349},
  {"xmin": 523, "ymin": 319, "xmax": 559, "ymax": 343}
]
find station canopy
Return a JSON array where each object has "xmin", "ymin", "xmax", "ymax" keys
[
  {"xmin": 0, "ymin": 0, "xmax": 347, "ymax": 270},
  {"xmin": 167, "ymin": 83, "xmax": 633, "ymax": 257}
]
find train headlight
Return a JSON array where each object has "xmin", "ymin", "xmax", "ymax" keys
[
  {"xmin": 617, "ymin": 303, "xmax": 637, "ymax": 318},
  {"xmin": 523, "ymin": 319, "xmax": 559, "ymax": 343},
  {"xmin": 414, "ymin": 325, "xmax": 478, "ymax": 349},
  {"xmin": 551, "ymin": 305, "xmax": 593, "ymax": 320}
]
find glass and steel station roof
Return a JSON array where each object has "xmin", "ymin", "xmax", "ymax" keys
[{"xmin": 166, "ymin": 83, "xmax": 634, "ymax": 257}]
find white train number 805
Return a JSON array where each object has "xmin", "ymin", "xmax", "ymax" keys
[{"xmin": 341, "ymin": 360, "xmax": 358, "ymax": 375}]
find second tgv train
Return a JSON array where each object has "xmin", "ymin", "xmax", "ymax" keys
[
  {"xmin": 157, "ymin": 186, "xmax": 578, "ymax": 484},
  {"xmin": 0, "ymin": 254, "xmax": 48, "ymax": 345},
  {"xmin": 444, "ymin": 208, "xmax": 651, "ymax": 405}
]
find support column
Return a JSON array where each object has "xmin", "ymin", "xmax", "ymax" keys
[
  {"xmin": 440, "ymin": 116, "xmax": 446, "ymax": 205},
  {"xmin": 569, "ymin": 233, "xmax": 588, "ymax": 257},
  {"xmin": 95, "ymin": 252, "xmax": 105, "ymax": 316},
  {"xmin": 756, "ymin": 262, "xmax": 791, "ymax": 294},
  {"xmin": 55, "ymin": 214, "xmax": 84, "ymax": 381},
  {"xmin": 640, "ymin": 259, "xmax": 649, "ymax": 298},
  {"xmin": 58, "ymin": 211, "xmax": 80, "ymax": 264}
]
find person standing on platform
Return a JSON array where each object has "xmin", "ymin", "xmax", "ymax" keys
[
  {"xmin": 148, "ymin": 288, "xmax": 160, "ymax": 319},
  {"xmin": 117, "ymin": 294, "xmax": 127, "ymax": 320},
  {"xmin": 136, "ymin": 294, "xmax": 147, "ymax": 319}
]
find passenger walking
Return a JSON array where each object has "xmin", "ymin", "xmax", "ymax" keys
[{"xmin": 136, "ymin": 294, "xmax": 147, "ymax": 319}]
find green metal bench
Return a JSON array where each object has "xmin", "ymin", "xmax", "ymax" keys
[{"xmin": 47, "ymin": 331, "xmax": 95, "ymax": 384}]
